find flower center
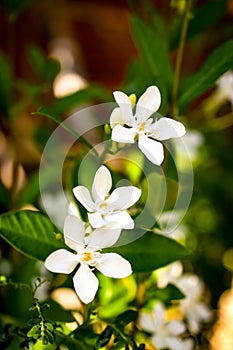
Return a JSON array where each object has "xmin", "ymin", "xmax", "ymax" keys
[
  {"xmin": 82, "ymin": 251, "xmax": 93, "ymax": 262},
  {"xmin": 138, "ymin": 122, "xmax": 146, "ymax": 132}
]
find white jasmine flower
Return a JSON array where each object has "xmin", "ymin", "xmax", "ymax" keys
[
  {"xmin": 110, "ymin": 86, "xmax": 186, "ymax": 165},
  {"xmin": 139, "ymin": 302, "xmax": 193, "ymax": 350},
  {"xmin": 176, "ymin": 274, "xmax": 212, "ymax": 334},
  {"xmin": 73, "ymin": 165, "xmax": 141, "ymax": 229},
  {"xmin": 44, "ymin": 215, "xmax": 132, "ymax": 304},
  {"xmin": 156, "ymin": 261, "xmax": 183, "ymax": 288}
]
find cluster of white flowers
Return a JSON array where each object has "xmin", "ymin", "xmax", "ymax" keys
[
  {"xmin": 45, "ymin": 165, "xmax": 140, "ymax": 303},
  {"xmin": 43, "ymin": 86, "xmax": 207, "ymax": 349}
]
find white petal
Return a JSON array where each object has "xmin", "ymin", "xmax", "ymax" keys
[
  {"xmin": 92, "ymin": 166, "xmax": 112, "ymax": 202},
  {"xmin": 166, "ymin": 337, "xmax": 188, "ymax": 350},
  {"xmin": 153, "ymin": 302, "xmax": 165, "ymax": 326},
  {"xmin": 112, "ymin": 125, "xmax": 136, "ymax": 143},
  {"xmin": 110, "ymin": 107, "xmax": 124, "ymax": 128},
  {"xmin": 151, "ymin": 117, "xmax": 186, "ymax": 140},
  {"xmin": 138, "ymin": 312, "xmax": 156, "ymax": 333},
  {"xmin": 73, "ymin": 264, "xmax": 99, "ymax": 304},
  {"xmin": 73, "ymin": 186, "xmax": 95, "ymax": 212},
  {"xmin": 167, "ymin": 320, "xmax": 186, "ymax": 335},
  {"xmin": 151, "ymin": 334, "xmax": 166, "ymax": 349},
  {"xmin": 45, "ymin": 249, "xmax": 78, "ymax": 274},
  {"xmin": 88, "ymin": 212, "xmax": 106, "ymax": 228},
  {"xmin": 87, "ymin": 224, "xmax": 122, "ymax": 248},
  {"xmin": 113, "ymin": 91, "xmax": 134, "ymax": 125},
  {"xmin": 64, "ymin": 215, "xmax": 85, "ymax": 250},
  {"xmin": 104, "ymin": 211, "xmax": 135, "ymax": 229},
  {"xmin": 108, "ymin": 186, "xmax": 141, "ymax": 210},
  {"xmin": 96, "ymin": 253, "xmax": 132, "ymax": 278},
  {"xmin": 138, "ymin": 135, "xmax": 164, "ymax": 165},
  {"xmin": 136, "ymin": 86, "xmax": 161, "ymax": 122}
]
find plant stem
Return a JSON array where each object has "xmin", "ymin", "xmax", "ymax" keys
[{"xmin": 171, "ymin": 0, "xmax": 192, "ymax": 116}]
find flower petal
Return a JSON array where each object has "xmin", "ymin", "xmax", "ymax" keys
[
  {"xmin": 150, "ymin": 117, "xmax": 186, "ymax": 140},
  {"xmin": 88, "ymin": 212, "xmax": 106, "ymax": 228},
  {"xmin": 108, "ymin": 186, "xmax": 141, "ymax": 210},
  {"xmin": 138, "ymin": 135, "xmax": 164, "ymax": 165},
  {"xmin": 110, "ymin": 107, "xmax": 124, "ymax": 128},
  {"xmin": 138, "ymin": 312, "xmax": 156, "ymax": 333},
  {"xmin": 73, "ymin": 264, "xmax": 99, "ymax": 304},
  {"xmin": 104, "ymin": 211, "xmax": 135, "ymax": 229},
  {"xmin": 136, "ymin": 86, "xmax": 161, "ymax": 123},
  {"xmin": 153, "ymin": 302, "xmax": 165, "ymax": 326},
  {"xmin": 45, "ymin": 249, "xmax": 78, "ymax": 274},
  {"xmin": 167, "ymin": 320, "xmax": 186, "ymax": 335},
  {"xmin": 92, "ymin": 166, "xmax": 112, "ymax": 202},
  {"xmin": 111, "ymin": 125, "xmax": 136, "ymax": 143},
  {"xmin": 96, "ymin": 253, "xmax": 132, "ymax": 278},
  {"xmin": 64, "ymin": 215, "xmax": 85, "ymax": 250},
  {"xmin": 87, "ymin": 224, "xmax": 122, "ymax": 248},
  {"xmin": 166, "ymin": 337, "xmax": 188, "ymax": 350},
  {"xmin": 113, "ymin": 91, "xmax": 134, "ymax": 125},
  {"xmin": 73, "ymin": 186, "xmax": 95, "ymax": 212}
]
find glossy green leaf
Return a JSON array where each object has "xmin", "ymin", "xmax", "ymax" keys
[
  {"xmin": 0, "ymin": 210, "xmax": 65, "ymax": 260},
  {"xmin": 178, "ymin": 39, "xmax": 233, "ymax": 109},
  {"xmin": 105, "ymin": 231, "xmax": 189, "ymax": 272}
]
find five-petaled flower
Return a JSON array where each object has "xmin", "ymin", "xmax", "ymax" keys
[
  {"xmin": 139, "ymin": 302, "xmax": 193, "ymax": 350},
  {"xmin": 73, "ymin": 165, "xmax": 141, "ymax": 229},
  {"xmin": 110, "ymin": 85, "xmax": 186, "ymax": 165},
  {"xmin": 44, "ymin": 215, "xmax": 132, "ymax": 304}
]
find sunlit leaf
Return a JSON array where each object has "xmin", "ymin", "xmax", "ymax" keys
[
  {"xmin": 178, "ymin": 39, "xmax": 233, "ymax": 109},
  {"xmin": 0, "ymin": 210, "xmax": 65, "ymax": 260},
  {"xmin": 105, "ymin": 231, "xmax": 189, "ymax": 272}
]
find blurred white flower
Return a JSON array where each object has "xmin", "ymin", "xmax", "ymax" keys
[
  {"xmin": 41, "ymin": 191, "xmax": 80, "ymax": 229},
  {"xmin": 176, "ymin": 274, "xmax": 212, "ymax": 334},
  {"xmin": 216, "ymin": 71, "xmax": 233, "ymax": 107},
  {"xmin": 110, "ymin": 86, "xmax": 186, "ymax": 165},
  {"xmin": 45, "ymin": 215, "xmax": 132, "ymax": 304},
  {"xmin": 139, "ymin": 302, "xmax": 193, "ymax": 350},
  {"xmin": 73, "ymin": 165, "xmax": 141, "ymax": 229},
  {"xmin": 156, "ymin": 261, "xmax": 183, "ymax": 289}
]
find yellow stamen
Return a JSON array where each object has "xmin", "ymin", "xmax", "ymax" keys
[
  {"xmin": 138, "ymin": 122, "xmax": 146, "ymax": 132},
  {"xmin": 82, "ymin": 252, "xmax": 92, "ymax": 262}
]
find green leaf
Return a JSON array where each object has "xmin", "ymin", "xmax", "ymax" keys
[
  {"xmin": 130, "ymin": 16, "xmax": 173, "ymax": 105},
  {"xmin": 95, "ymin": 326, "xmax": 113, "ymax": 349},
  {"xmin": 0, "ymin": 52, "xmax": 12, "ymax": 117},
  {"xmin": 115, "ymin": 310, "xmax": 138, "ymax": 331},
  {"xmin": 0, "ymin": 210, "xmax": 65, "ymax": 260},
  {"xmin": 51, "ymin": 85, "xmax": 111, "ymax": 115},
  {"xmin": 28, "ymin": 46, "xmax": 60, "ymax": 82},
  {"xmin": 148, "ymin": 284, "xmax": 185, "ymax": 303},
  {"xmin": 178, "ymin": 39, "xmax": 233, "ymax": 110},
  {"xmin": 105, "ymin": 232, "xmax": 189, "ymax": 272}
]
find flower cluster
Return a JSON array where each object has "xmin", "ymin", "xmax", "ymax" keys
[
  {"xmin": 44, "ymin": 86, "xmax": 194, "ymax": 348},
  {"xmin": 45, "ymin": 165, "xmax": 140, "ymax": 303}
]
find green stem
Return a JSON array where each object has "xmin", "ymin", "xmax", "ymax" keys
[{"xmin": 171, "ymin": 0, "xmax": 192, "ymax": 116}]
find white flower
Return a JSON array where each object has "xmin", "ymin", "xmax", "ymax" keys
[
  {"xmin": 44, "ymin": 215, "xmax": 132, "ymax": 304},
  {"xmin": 176, "ymin": 274, "xmax": 212, "ymax": 334},
  {"xmin": 139, "ymin": 302, "xmax": 193, "ymax": 350},
  {"xmin": 73, "ymin": 165, "xmax": 141, "ymax": 229},
  {"xmin": 110, "ymin": 86, "xmax": 186, "ymax": 165},
  {"xmin": 216, "ymin": 70, "xmax": 233, "ymax": 106}
]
